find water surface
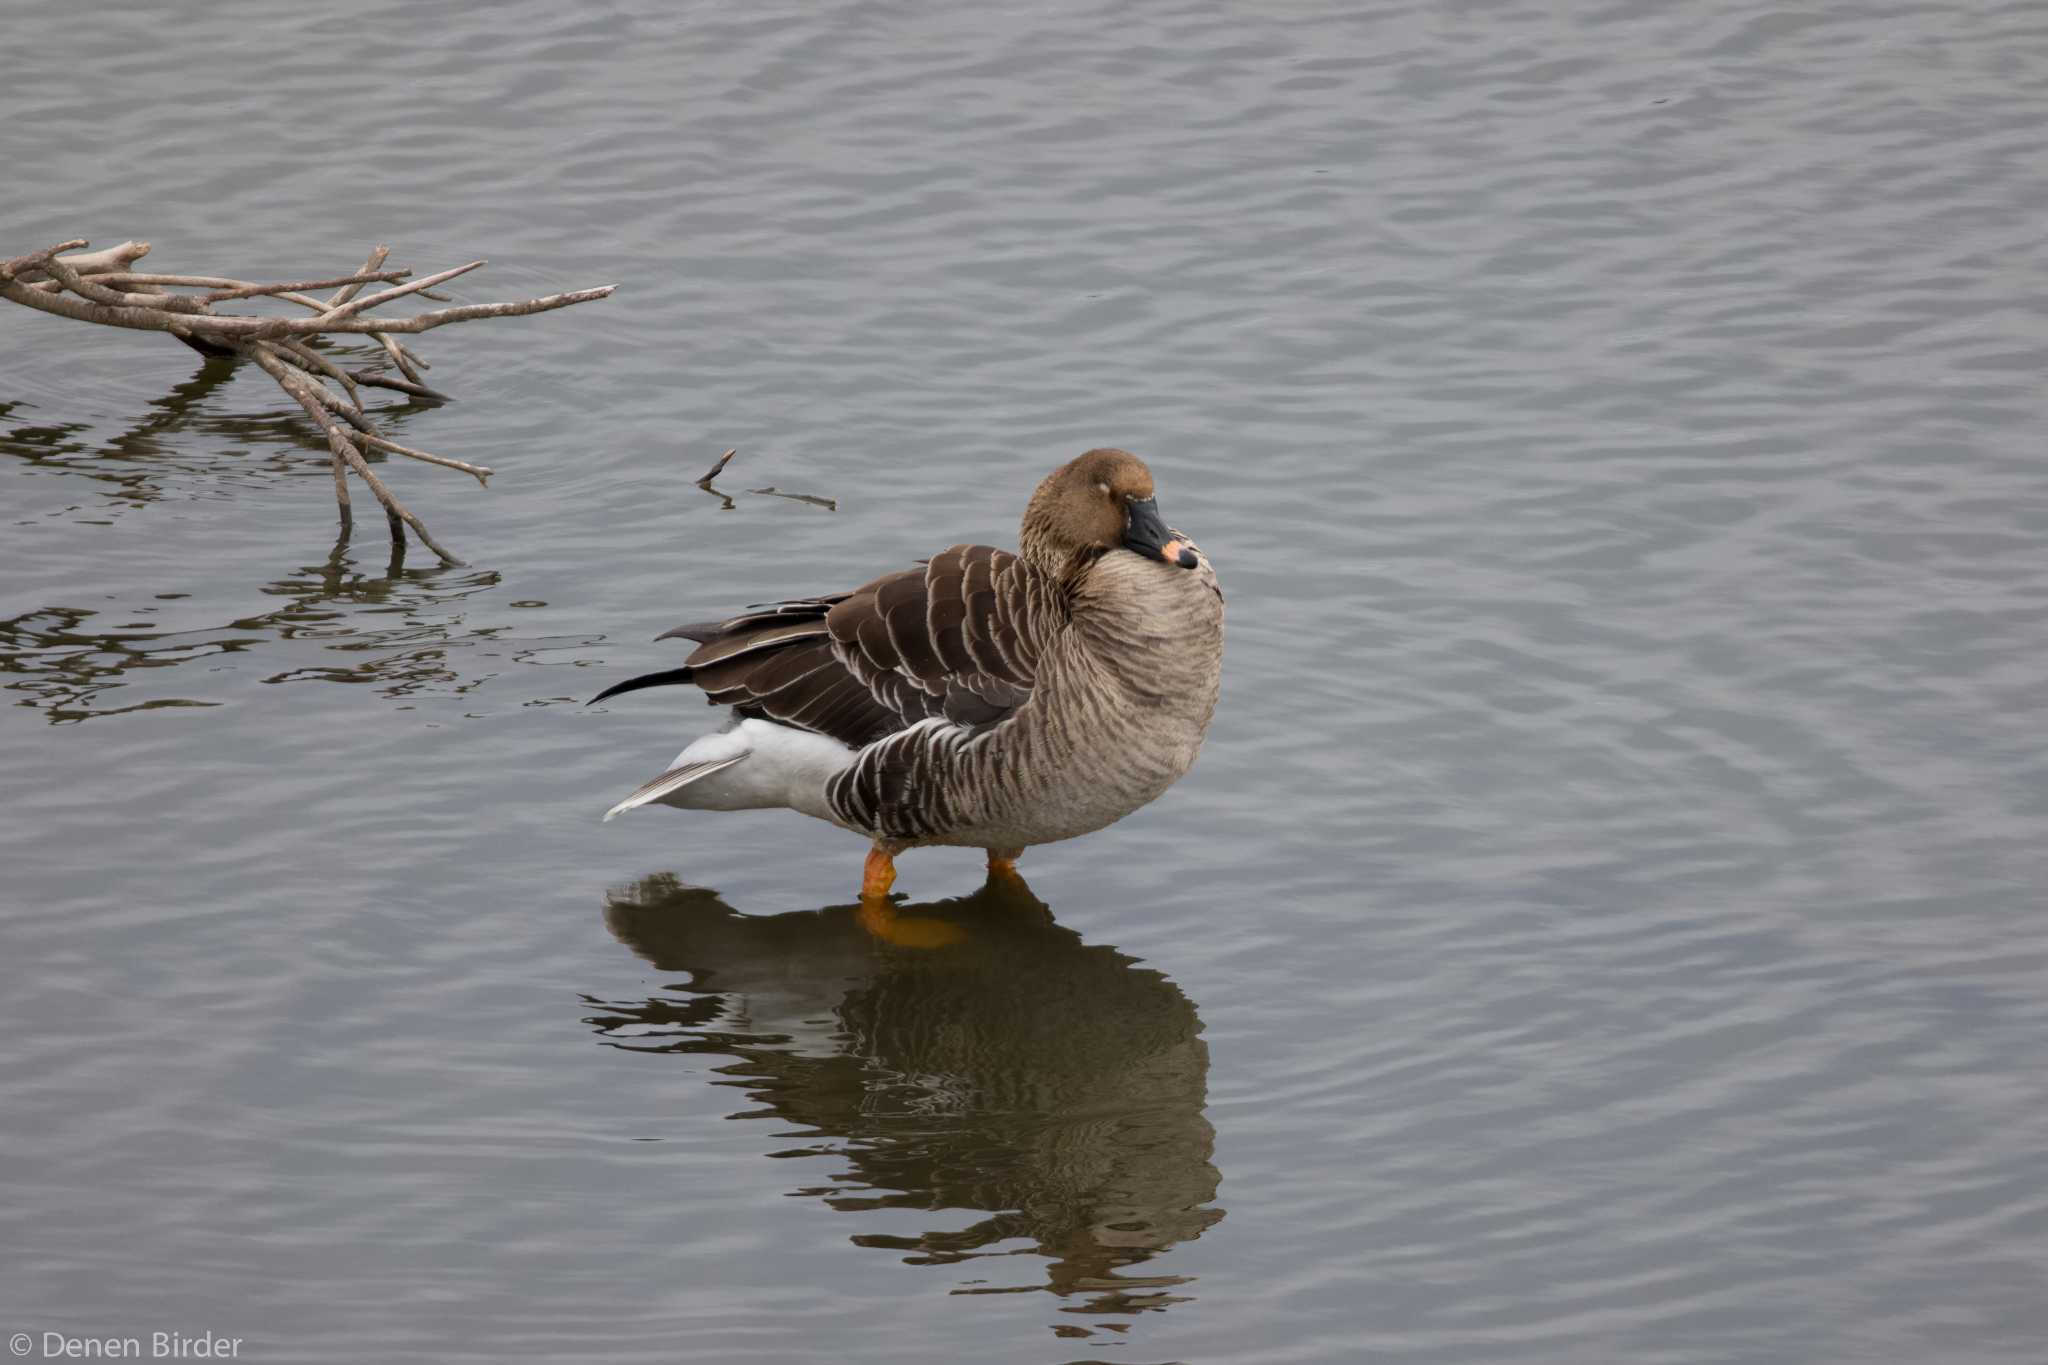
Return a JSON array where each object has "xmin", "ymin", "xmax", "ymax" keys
[{"xmin": 5, "ymin": 1, "xmax": 2048, "ymax": 1362}]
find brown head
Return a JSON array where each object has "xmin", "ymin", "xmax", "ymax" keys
[{"xmin": 1019, "ymin": 448, "xmax": 1200, "ymax": 572}]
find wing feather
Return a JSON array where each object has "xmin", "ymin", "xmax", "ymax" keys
[{"xmin": 589, "ymin": 546, "xmax": 1053, "ymax": 746}]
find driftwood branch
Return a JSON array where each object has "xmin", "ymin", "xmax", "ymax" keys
[{"xmin": 1, "ymin": 237, "xmax": 615, "ymax": 564}]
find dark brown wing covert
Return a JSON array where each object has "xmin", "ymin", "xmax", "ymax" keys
[
  {"xmin": 827, "ymin": 544, "xmax": 1041, "ymax": 734},
  {"xmin": 595, "ymin": 545, "xmax": 1048, "ymax": 749}
]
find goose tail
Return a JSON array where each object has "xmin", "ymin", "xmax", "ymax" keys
[
  {"xmin": 601, "ymin": 718, "xmax": 855, "ymax": 824},
  {"xmin": 603, "ymin": 753, "xmax": 749, "ymax": 821},
  {"xmin": 588, "ymin": 666, "xmax": 696, "ymax": 707}
]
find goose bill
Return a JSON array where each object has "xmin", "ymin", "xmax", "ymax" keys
[{"xmin": 1124, "ymin": 498, "xmax": 1199, "ymax": 569}]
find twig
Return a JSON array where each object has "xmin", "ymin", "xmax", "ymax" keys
[
  {"xmin": 346, "ymin": 366, "xmax": 452, "ymax": 402},
  {"xmin": 696, "ymin": 448, "xmax": 738, "ymax": 486},
  {"xmin": 328, "ymin": 247, "xmax": 390, "ymax": 308},
  {"xmin": 275, "ymin": 337, "xmax": 361, "ymax": 407},
  {"xmin": 251, "ymin": 346, "xmax": 462, "ymax": 564},
  {"xmin": 0, "ymin": 239, "xmax": 91, "ymax": 282},
  {"xmin": 320, "ymin": 259, "xmax": 485, "ymax": 322},
  {"xmin": 199, "ymin": 270, "xmax": 411, "ymax": 303},
  {"xmin": 321, "ymin": 288, "xmax": 615, "ymax": 334},
  {"xmin": 82, "ymin": 276, "xmax": 346, "ymax": 314},
  {"xmin": 748, "ymin": 486, "xmax": 839, "ymax": 511},
  {"xmin": 376, "ymin": 333, "xmax": 427, "ymax": 385},
  {"xmin": 361, "ymin": 433, "xmax": 493, "ymax": 485},
  {"xmin": 83, "ymin": 270, "xmax": 413, "ymax": 302}
]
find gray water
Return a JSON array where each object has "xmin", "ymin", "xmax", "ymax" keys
[{"xmin": 5, "ymin": 1, "xmax": 2048, "ymax": 1361}]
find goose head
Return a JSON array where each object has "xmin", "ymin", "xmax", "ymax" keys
[{"xmin": 1021, "ymin": 448, "xmax": 1201, "ymax": 574}]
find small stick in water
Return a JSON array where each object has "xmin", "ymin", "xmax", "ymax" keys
[
  {"xmin": 696, "ymin": 448, "xmax": 738, "ymax": 487},
  {"xmin": 747, "ymin": 487, "xmax": 838, "ymax": 512}
]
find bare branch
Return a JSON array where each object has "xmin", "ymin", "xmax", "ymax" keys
[
  {"xmin": 376, "ymin": 332, "xmax": 428, "ymax": 385},
  {"xmin": 361, "ymin": 433, "xmax": 493, "ymax": 485},
  {"xmin": 273, "ymin": 337, "xmax": 361, "ymax": 407},
  {"xmin": 51, "ymin": 241, "xmax": 153, "ymax": 277},
  {"xmin": 250, "ymin": 345, "xmax": 462, "ymax": 564},
  {"xmin": 328, "ymin": 247, "xmax": 390, "ymax": 308},
  {"xmin": 349, "ymin": 368, "xmax": 453, "ymax": 403},
  {"xmin": 321, "ymin": 259, "xmax": 484, "ymax": 321},
  {"xmin": 280, "ymin": 359, "xmax": 375, "ymax": 430},
  {"xmin": 261, "ymin": 345, "xmax": 482, "ymax": 480},
  {"xmin": 76, "ymin": 270, "xmax": 411, "ymax": 304},
  {"xmin": 30, "ymin": 251, "xmax": 208, "ymax": 313},
  {"xmin": 199, "ymin": 270, "xmax": 411, "ymax": 303},
  {"xmin": 0, "ymin": 239, "xmax": 91, "ymax": 282},
  {"xmin": 748, "ymin": 486, "xmax": 840, "ymax": 511},
  {"xmin": 247, "ymin": 341, "xmax": 352, "ymax": 527},
  {"xmin": 14, "ymin": 242, "xmax": 156, "ymax": 299},
  {"xmin": 0, "ymin": 275, "xmax": 189, "ymax": 330},
  {"xmin": 89, "ymin": 273, "xmax": 247, "ymax": 289},
  {"xmin": 3, "ymin": 235, "xmax": 614, "ymax": 562},
  {"xmin": 80, "ymin": 276, "xmax": 342, "ymax": 314},
  {"xmin": 1, "ymin": 275, "xmax": 615, "ymax": 339},
  {"xmin": 331, "ymin": 287, "xmax": 616, "ymax": 334}
]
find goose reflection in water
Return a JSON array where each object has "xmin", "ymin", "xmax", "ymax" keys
[{"xmin": 586, "ymin": 872, "xmax": 1223, "ymax": 1321}]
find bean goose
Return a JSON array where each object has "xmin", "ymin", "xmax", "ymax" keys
[{"xmin": 591, "ymin": 448, "xmax": 1224, "ymax": 898}]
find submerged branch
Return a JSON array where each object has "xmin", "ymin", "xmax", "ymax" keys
[
  {"xmin": 1, "ymin": 236, "xmax": 614, "ymax": 561},
  {"xmin": 250, "ymin": 345, "xmax": 462, "ymax": 565}
]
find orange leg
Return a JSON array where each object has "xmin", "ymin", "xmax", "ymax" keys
[
  {"xmin": 861, "ymin": 844, "xmax": 898, "ymax": 900},
  {"xmin": 986, "ymin": 847, "xmax": 1025, "ymax": 884}
]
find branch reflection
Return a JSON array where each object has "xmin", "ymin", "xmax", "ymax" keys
[
  {"xmin": 587, "ymin": 873, "xmax": 1224, "ymax": 1321},
  {"xmin": 2, "ymin": 349, "xmax": 438, "ymax": 511},
  {"xmin": 0, "ymin": 541, "xmax": 515, "ymax": 722}
]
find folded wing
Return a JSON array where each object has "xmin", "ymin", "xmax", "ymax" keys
[{"xmin": 591, "ymin": 545, "xmax": 1048, "ymax": 749}]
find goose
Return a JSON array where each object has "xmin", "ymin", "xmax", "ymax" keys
[{"xmin": 591, "ymin": 448, "xmax": 1224, "ymax": 899}]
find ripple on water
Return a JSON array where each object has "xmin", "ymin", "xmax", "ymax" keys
[{"xmin": 5, "ymin": 0, "xmax": 2048, "ymax": 1361}]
